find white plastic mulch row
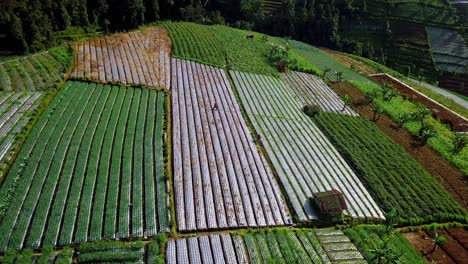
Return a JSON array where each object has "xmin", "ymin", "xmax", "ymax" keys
[
  {"xmin": 315, "ymin": 229, "xmax": 367, "ymax": 263},
  {"xmin": 72, "ymin": 27, "xmax": 171, "ymax": 89},
  {"xmin": 230, "ymin": 71, "xmax": 384, "ymax": 221},
  {"xmin": 172, "ymin": 59, "xmax": 290, "ymax": 231},
  {"xmin": 166, "ymin": 234, "xmax": 248, "ymax": 264},
  {"xmin": 282, "ymin": 71, "xmax": 358, "ymax": 116}
]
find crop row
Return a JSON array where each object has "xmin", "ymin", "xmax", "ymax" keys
[
  {"xmin": 231, "ymin": 71, "xmax": 384, "ymax": 221},
  {"xmin": 282, "ymin": 71, "xmax": 358, "ymax": 116},
  {"xmin": 172, "ymin": 59, "xmax": 289, "ymax": 231},
  {"xmin": 346, "ymin": 225, "xmax": 425, "ymax": 264},
  {"xmin": 313, "ymin": 112, "xmax": 465, "ymax": 218},
  {"xmin": 164, "ymin": 22, "xmax": 279, "ymax": 76},
  {"xmin": 77, "ymin": 240, "xmax": 145, "ymax": 263},
  {"xmin": 0, "ymin": 82, "xmax": 169, "ymax": 251},
  {"xmin": 0, "ymin": 47, "xmax": 72, "ymax": 92},
  {"xmin": 72, "ymin": 27, "xmax": 171, "ymax": 89}
]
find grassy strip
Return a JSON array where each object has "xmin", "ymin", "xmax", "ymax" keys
[
  {"xmin": 313, "ymin": 112, "xmax": 465, "ymax": 220},
  {"xmin": 148, "ymin": 234, "xmax": 166, "ymax": 264},
  {"xmin": 78, "ymin": 240, "xmax": 144, "ymax": 252},
  {"xmin": 346, "ymin": 225, "xmax": 424, "ymax": 264}
]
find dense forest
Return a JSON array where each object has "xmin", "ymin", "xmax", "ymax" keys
[{"xmin": 0, "ymin": 0, "xmax": 350, "ymax": 53}]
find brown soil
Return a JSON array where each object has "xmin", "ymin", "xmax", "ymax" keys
[
  {"xmin": 403, "ymin": 228, "xmax": 468, "ymax": 264},
  {"xmin": 320, "ymin": 48, "xmax": 377, "ymax": 76},
  {"xmin": 330, "ymin": 82, "xmax": 468, "ymax": 208}
]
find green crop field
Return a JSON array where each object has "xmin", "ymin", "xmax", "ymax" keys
[
  {"xmin": 313, "ymin": 112, "xmax": 465, "ymax": 219},
  {"xmin": 347, "ymin": 225, "xmax": 425, "ymax": 264},
  {"xmin": 0, "ymin": 82, "xmax": 169, "ymax": 251}
]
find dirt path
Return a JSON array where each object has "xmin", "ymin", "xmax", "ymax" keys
[
  {"xmin": 320, "ymin": 48, "xmax": 377, "ymax": 76},
  {"xmin": 403, "ymin": 228, "xmax": 468, "ymax": 264},
  {"xmin": 330, "ymin": 82, "xmax": 468, "ymax": 208}
]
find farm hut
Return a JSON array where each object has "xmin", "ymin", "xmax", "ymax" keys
[{"xmin": 312, "ymin": 190, "xmax": 348, "ymax": 216}]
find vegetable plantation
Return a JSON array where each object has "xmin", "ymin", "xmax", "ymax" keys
[
  {"xmin": 282, "ymin": 71, "xmax": 357, "ymax": 116},
  {"xmin": 0, "ymin": 47, "xmax": 73, "ymax": 91},
  {"xmin": 71, "ymin": 27, "xmax": 171, "ymax": 89},
  {"xmin": 164, "ymin": 22, "xmax": 279, "ymax": 76},
  {"xmin": 0, "ymin": 92, "xmax": 42, "ymax": 173},
  {"xmin": 166, "ymin": 228, "xmax": 366, "ymax": 263},
  {"xmin": 313, "ymin": 112, "xmax": 465, "ymax": 218},
  {"xmin": 346, "ymin": 225, "xmax": 425, "ymax": 264},
  {"xmin": 230, "ymin": 71, "xmax": 384, "ymax": 221},
  {"xmin": 172, "ymin": 59, "xmax": 289, "ymax": 231},
  {"xmin": 0, "ymin": 82, "xmax": 169, "ymax": 251},
  {"xmin": 77, "ymin": 240, "xmax": 145, "ymax": 263}
]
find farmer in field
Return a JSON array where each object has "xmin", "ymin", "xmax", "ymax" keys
[{"xmin": 212, "ymin": 102, "xmax": 218, "ymax": 111}]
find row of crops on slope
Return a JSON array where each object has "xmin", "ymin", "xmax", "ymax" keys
[
  {"xmin": 288, "ymin": 40, "xmax": 468, "ymax": 173},
  {"xmin": 76, "ymin": 240, "xmax": 145, "ymax": 263},
  {"xmin": 0, "ymin": 82, "xmax": 169, "ymax": 251},
  {"xmin": 426, "ymin": 26, "xmax": 468, "ymax": 74},
  {"xmin": 164, "ymin": 22, "xmax": 280, "ymax": 76},
  {"xmin": 231, "ymin": 71, "xmax": 384, "ymax": 221},
  {"xmin": 282, "ymin": 71, "xmax": 358, "ymax": 116},
  {"xmin": 166, "ymin": 228, "xmax": 367, "ymax": 263},
  {"xmin": 313, "ymin": 112, "xmax": 465, "ymax": 219},
  {"xmin": 0, "ymin": 47, "xmax": 73, "ymax": 91},
  {"xmin": 71, "ymin": 27, "xmax": 171, "ymax": 89},
  {"xmin": 2, "ymin": 247, "xmax": 73, "ymax": 264},
  {"xmin": 0, "ymin": 92, "xmax": 42, "ymax": 174},
  {"xmin": 346, "ymin": 225, "xmax": 425, "ymax": 264},
  {"xmin": 350, "ymin": 80, "xmax": 468, "ymax": 174},
  {"xmin": 172, "ymin": 59, "xmax": 289, "ymax": 231}
]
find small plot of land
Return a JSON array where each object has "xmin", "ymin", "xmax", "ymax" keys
[
  {"xmin": 77, "ymin": 240, "xmax": 145, "ymax": 263},
  {"xmin": 313, "ymin": 112, "xmax": 465, "ymax": 218},
  {"xmin": 404, "ymin": 228, "xmax": 468, "ymax": 264},
  {"xmin": 172, "ymin": 59, "xmax": 289, "ymax": 231},
  {"xmin": 166, "ymin": 229, "xmax": 366, "ymax": 263},
  {"xmin": 0, "ymin": 82, "xmax": 169, "ymax": 251},
  {"xmin": 0, "ymin": 92, "xmax": 42, "ymax": 170},
  {"xmin": 282, "ymin": 71, "xmax": 357, "ymax": 116},
  {"xmin": 231, "ymin": 71, "xmax": 384, "ymax": 221},
  {"xmin": 0, "ymin": 47, "xmax": 72, "ymax": 91},
  {"xmin": 164, "ymin": 22, "xmax": 278, "ymax": 76},
  {"xmin": 347, "ymin": 225, "xmax": 425, "ymax": 264},
  {"xmin": 71, "ymin": 27, "xmax": 171, "ymax": 89}
]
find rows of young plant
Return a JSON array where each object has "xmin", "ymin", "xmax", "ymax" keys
[
  {"xmin": 314, "ymin": 228, "xmax": 367, "ymax": 263},
  {"xmin": 426, "ymin": 26, "xmax": 467, "ymax": 74},
  {"xmin": 172, "ymin": 59, "xmax": 289, "ymax": 231},
  {"xmin": 230, "ymin": 71, "xmax": 384, "ymax": 221},
  {"xmin": 166, "ymin": 233, "xmax": 249, "ymax": 264},
  {"xmin": 282, "ymin": 71, "xmax": 358, "ymax": 116},
  {"xmin": 0, "ymin": 47, "xmax": 73, "ymax": 92},
  {"xmin": 0, "ymin": 92, "xmax": 42, "ymax": 169},
  {"xmin": 71, "ymin": 27, "xmax": 171, "ymax": 89},
  {"xmin": 2, "ymin": 246, "xmax": 73, "ymax": 264},
  {"xmin": 313, "ymin": 112, "xmax": 465, "ymax": 219},
  {"xmin": 346, "ymin": 225, "xmax": 425, "ymax": 264},
  {"xmin": 0, "ymin": 82, "xmax": 169, "ymax": 251},
  {"xmin": 164, "ymin": 22, "xmax": 279, "ymax": 76},
  {"xmin": 77, "ymin": 240, "xmax": 145, "ymax": 263}
]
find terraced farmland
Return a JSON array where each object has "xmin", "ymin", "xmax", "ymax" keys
[
  {"xmin": 0, "ymin": 47, "xmax": 72, "ymax": 91},
  {"xmin": 0, "ymin": 92, "xmax": 42, "ymax": 170},
  {"xmin": 313, "ymin": 113, "xmax": 465, "ymax": 218},
  {"xmin": 172, "ymin": 59, "xmax": 289, "ymax": 231},
  {"xmin": 0, "ymin": 82, "xmax": 169, "ymax": 251},
  {"xmin": 282, "ymin": 71, "xmax": 357, "ymax": 116},
  {"xmin": 166, "ymin": 229, "xmax": 365, "ymax": 263},
  {"xmin": 71, "ymin": 27, "xmax": 171, "ymax": 89},
  {"xmin": 426, "ymin": 26, "xmax": 468, "ymax": 74},
  {"xmin": 230, "ymin": 71, "xmax": 384, "ymax": 221}
]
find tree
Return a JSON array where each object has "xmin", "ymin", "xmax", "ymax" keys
[
  {"xmin": 342, "ymin": 94, "xmax": 350, "ymax": 112},
  {"xmin": 412, "ymin": 106, "xmax": 432, "ymax": 126},
  {"xmin": 364, "ymin": 89, "xmax": 378, "ymax": 105},
  {"xmin": 335, "ymin": 71, "xmax": 344, "ymax": 82},
  {"xmin": 452, "ymin": 133, "xmax": 467, "ymax": 154},
  {"xmin": 303, "ymin": 104, "xmax": 321, "ymax": 117},
  {"xmin": 322, "ymin": 67, "xmax": 331, "ymax": 80},
  {"xmin": 371, "ymin": 104, "xmax": 384, "ymax": 121},
  {"xmin": 426, "ymin": 232, "xmax": 447, "ymax": 255},
  {"xmin": 418, "ymin": 123, "xmax": 437, "ymax": 145},
  {"xmin": 381, "ymin": 83, "xmax": 398, "ymax": 102},
  {"xmin": 396, "ymin": 112, "xmax": 411, "ymax": 128},
  {"xmin": 370, "ymin": 239, "xmax": 402, "ymax": 264}
]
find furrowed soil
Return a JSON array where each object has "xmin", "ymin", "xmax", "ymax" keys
[
  {"xmin": 331, "ymin": 82, "xmax": 468, "ymax": 208},
  {"xmin": 403, "ymin": 228, "xmax": 468, "ymax": 264},
  {"xmin": 320, "ymin": 48, "xmax": 377, "ymax": 76}
]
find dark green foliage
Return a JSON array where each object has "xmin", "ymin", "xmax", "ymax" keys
[
  {"xmin": 313, "ymin": 112, "xmax": 465, "ymax": 219},
  {"xmin": 78, "ymin": 240, "xmax": 144, "ymax": 263},
  {"xmin": 148, "ymin": 233, "xmax": 167, "ymax": 264},
  {"xmin": 55, "ymin": 247, "xmax": 73, "ymax": 264},
  {"xmin": 453, "ymin": 133, "xmax": 468, "ymax": 154},
  {"xmin": 303, "ymin": 104, "xmax": 321, "ymax": 117}
]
